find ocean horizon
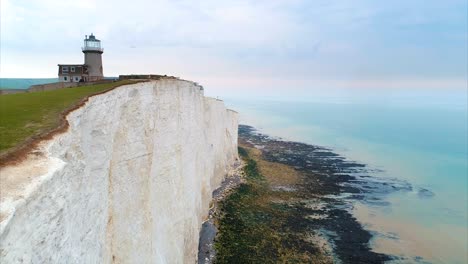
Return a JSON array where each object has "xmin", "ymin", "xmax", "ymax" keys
[
  {"xmin": 0, "ymin": 78, "xmax": 59, "ymax": 90},
  {"xmin": 224, "ymin": 87, "xmax": 467, "ymax": 263},
  {"xmin": 0, "ymin": 78, "xmax": 118, "ymax": 90}
]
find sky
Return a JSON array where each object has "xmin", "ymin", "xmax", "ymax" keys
[{"xmin": 1, "ymin": 0, "xmax": 467, "ymax": 96}]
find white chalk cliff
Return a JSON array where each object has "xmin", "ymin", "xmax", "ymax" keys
[{"xmin": 0, "ymin": 79, "xmax": 238, "ymax": 263}]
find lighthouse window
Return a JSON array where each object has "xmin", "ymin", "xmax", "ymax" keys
[{"xmin": 71, "ymin": 67, "xmax": 75, "ymax": 72}]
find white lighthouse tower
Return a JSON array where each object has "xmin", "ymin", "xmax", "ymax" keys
[{"xmin": 82, "ymin": 33, "xmax": 104, "ymax": 81}]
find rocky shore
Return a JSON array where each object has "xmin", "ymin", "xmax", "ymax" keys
[
  {"xmin": 202, "ymin": 125, "xmax": 415, "ymax": 263},
  {"xmin": 198, "ymin": 161, "xmax": 244, "ymax": 264}
]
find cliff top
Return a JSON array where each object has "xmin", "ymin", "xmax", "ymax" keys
[
  {"xmin": 0, "ymin": 80, "xmax": 139, "ymax": 166},
  {"xmin": 119, "ymin": 75, "xmax": 204, "ymax": 90}
]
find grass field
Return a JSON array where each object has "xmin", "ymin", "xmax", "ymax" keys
[{"xmin": 0, "ymin": 80, "xmax": 136, "ymax": 155}]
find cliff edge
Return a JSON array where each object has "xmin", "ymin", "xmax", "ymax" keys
[{"xmin": 0, "ymin": 79, "xmax": 238, "ymax": 263}]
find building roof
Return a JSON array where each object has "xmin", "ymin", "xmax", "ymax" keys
[{"xmin": 85, "ymin": 33, "xmax": 100, "ymax": 42}]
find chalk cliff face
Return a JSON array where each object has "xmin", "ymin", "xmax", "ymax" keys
[{"xmin": 0, "ymin": 80, "xmax": 238, "ymax": 263}]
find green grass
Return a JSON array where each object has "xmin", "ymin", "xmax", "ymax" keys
[{"xmin": 0, "ymin": 80, "xmax": 136, "ymax": 154}]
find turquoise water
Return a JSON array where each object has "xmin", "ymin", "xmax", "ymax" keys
[
  {"xmin": 0, "ymin": 78, "xmax": 59, "ymax": 89},
  {"xmin": 224, "ymin": 88, "xmax": 467, "ymax": 263},
  {"xmin": 0, "ymin": 77, "xmax": 117, "ymax": 90}
]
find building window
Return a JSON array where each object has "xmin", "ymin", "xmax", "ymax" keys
[
  {"xmin": 71, "ymin": 67, "xmax": 75, "ymax": 72},
  {"xmin": 62, "ymin": 66, "xmax": 69, "ymax": 73},
  {"xmin": 64, "ymin": 76, "xmax": 68, "ymax": 81},
  {"xmin": 75, "ymin": 77, "xmax": 79, "ymax": 81}
]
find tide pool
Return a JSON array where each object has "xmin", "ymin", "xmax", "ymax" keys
[{"xmin": 224, "ymin": 88, "xmax": 467, "ymax": 263}]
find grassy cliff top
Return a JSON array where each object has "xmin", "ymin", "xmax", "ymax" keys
[{"xmin": 0, "ymin": 80, "xmax": 137, "ymax": 160}]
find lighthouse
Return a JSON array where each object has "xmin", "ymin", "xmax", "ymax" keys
[
  {"xmin": 57, "ymin": 33, "xmax": 104, "ymax": 83},
  {"xmin": 82, "ymin": 33, "xmax": 104, "ymax": 81}
]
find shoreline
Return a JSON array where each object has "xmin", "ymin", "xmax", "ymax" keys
[
  {"xmin": 198, "ymin": 161, "xmax": 244, "ymax": 264},
  {"xmin": 204, "ymin": 125, "xmax": 417, "ymax": 263}
]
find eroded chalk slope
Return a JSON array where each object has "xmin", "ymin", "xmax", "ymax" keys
[{"xmin": 0, "ymin": 79, "xmax": 238, "ymax": 263}]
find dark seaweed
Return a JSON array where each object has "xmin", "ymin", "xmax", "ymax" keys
[{"xmin": 236, "ymin": 125, "xmax": 400, "ymax": 263}]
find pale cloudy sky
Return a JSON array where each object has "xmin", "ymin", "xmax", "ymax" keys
[{"xmin": 1, "ymin": 0, "xmax": 467, "ymax": 94}]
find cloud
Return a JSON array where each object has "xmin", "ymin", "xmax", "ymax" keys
[{"xmin": 1, "ymin": 0, "xmax": 466, "ymax": 91}]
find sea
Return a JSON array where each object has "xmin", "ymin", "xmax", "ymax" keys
[
  {"xmin": 0, "ymin": 78, "xmax": 59, "ymax": 89},
  {"xmin": 0, "ymin": 77, "xmax": 117, "ymax": 90},
  {"xmin": 223, "ymin": 88, "xmax": 467, "ymax": 264}
]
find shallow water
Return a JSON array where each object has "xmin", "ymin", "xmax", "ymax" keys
[{"xmin": 224, "ymin": 88, "xmax": 467, "ymax": 263}]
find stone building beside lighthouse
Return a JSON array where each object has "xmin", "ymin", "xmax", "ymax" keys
[{"xmin": 58, "ymin": 33, "xmax": 104, "ymax": 82}]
